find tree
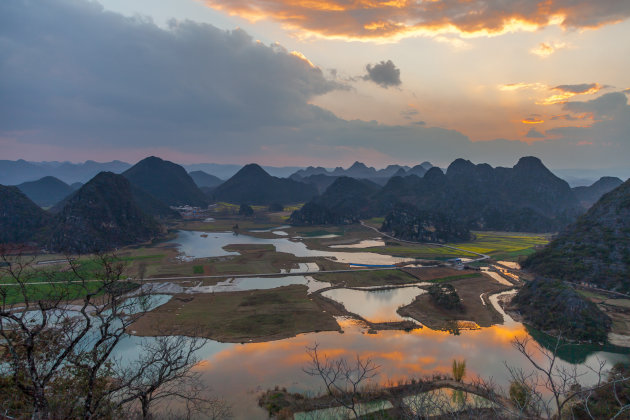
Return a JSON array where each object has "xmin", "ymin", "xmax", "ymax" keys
[
  {"xmin": 268, "ymin": 203, "xmax": 284, "ymax": 212},
  {"xmin": 0, "ymin": 246, "xmax": 229, "ymax": 419},
  {"xmin": 303, "ymin": 343, "xmax": 379, "ymax": 419},
  {"xmin": 238, "ymin": 204, "xmax": 254, "ymax": 217},
  {"xmin": 511, "ymin": 334, "xmax": 630, "ymax": 419}
]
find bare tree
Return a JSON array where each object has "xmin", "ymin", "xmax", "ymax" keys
[
  {"xmin": 303, "ymin": 343, "xmax": 380, "ymax": 419},
  {"xmin": 512, "ymin": 335, "xmax": 630, "ymax": 419},
  {"xmin": 0, "ymin": 247, "xmax": 229, "ymax": 419},
  {"xmin": 116, "ymin": 333, "xmax": 230, "ymax": 419}
]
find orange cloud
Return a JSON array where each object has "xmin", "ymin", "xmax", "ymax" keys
[
  {"xmin": 530, "ymin": 41, "xmax": 568, "ymax": 58},
  {"xmin": 521, "ymin": 117, "xmax": 544, "ymax": 124},
  {"xmin": 204, "ymin": 0, "xmax": 630, "ymax": 41},
  {"xmin": 539, "ymin": 83, "xmax": 604, "ymax": 105}
]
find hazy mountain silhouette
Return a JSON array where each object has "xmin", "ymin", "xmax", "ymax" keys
[
  {"xmin": 212, "ymin": 164, "xmax": 317, "ymax": 204},
  {"xmin": 16, "ymin": 176, "xmax": 74, "ymax": 207},
  {"xmin": 123, "ymin": 156, "xmax": 208, "ymax": 207}
]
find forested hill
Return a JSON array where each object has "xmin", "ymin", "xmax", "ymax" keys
[
  {"xmin": 289, "ymin": 177, "xmax": 380, "ymax": 225},
  {"xmin": 123, "ymin": 156, "xmax": 208, "ymax": 207},
  {"xmin": 48, "ymin": 172, "xmax": 163, "ymax": 253},
  {"xmin": 0, "ymin": 185, "xmax": 51, "ymax": 244},
  {"xmin": 522, "ymin": 178, "xmax": 630, "ymax": 292}
]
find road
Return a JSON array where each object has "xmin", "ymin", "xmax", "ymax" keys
[
  {"xmin": 359, "ymin": 221, "xmax": 489, "ymax": 262},
  {"xmin": 0, "ymin": 266, "xmax": 401, "ymax": 287}
]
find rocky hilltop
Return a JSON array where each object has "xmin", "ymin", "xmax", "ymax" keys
[{"xmin": 381, "ymin": 203, "xmax": 472, "ymax": 243}]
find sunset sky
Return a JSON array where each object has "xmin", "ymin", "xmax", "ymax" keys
[{"xmin": 2, "ymin": 0, "xmax": 630, "ymax": 170}]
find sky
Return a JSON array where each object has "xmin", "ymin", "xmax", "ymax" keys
[{"xmin": 1, "ymin": 0, "xmax": 630, "ymax": 170}]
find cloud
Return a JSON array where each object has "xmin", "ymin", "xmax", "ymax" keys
[
  {"xmin": 538, "ymin": 83, "xmax": 605, "ymax": 105},
  {"xmin": 498, "ymin": 82, "xmax": 547, "ymax": 92},
  {"xmin": 0, "ymin": 0, "xmax": 342, "ymax": 149},
  {"xmin": 521, "ymin": 116, "xmax": 544, "ymax": 124},
  {"xmin": 562, "ymin": 92, "xmax": 628, "ymax": 119},
  {"xmin": 553, "ymin": 83, "xmax": 603, "ymax": 94},
  {"xmin": 530, "ymin": 41, "xmax": 568, "ymax": 58},
  {"xmin": 525, "ymin": 128, "xmax": 545, "ymax": 138},
  {"xmin": 2, "ymin": 0, "xmax": 630, "ymax": 171},
  {"xmin": 203, "ymin": 0, "xmax": 630, "ymax": 41},
  {"xmin": 551, "ymin": 114, "xmax": 585, "ymax": 121},
  {"xmin": 363, "ymin": 60, "xmax": 401, "ymax": 88},
  {"xmin": 400, "ymin": 108, "xmax": 419, "ymax": 120}
]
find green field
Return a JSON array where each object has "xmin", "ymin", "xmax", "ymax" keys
[
  {"xmin": 131, "ymin": 285, "xmax": 340, "ymax": 342},
  {"xmin": 363, "ymin": 244, "xmax": 477, "ymax": 259},
  {"xmin": 446, "ymin": 231, "xmax": 551, "ymax": 261}
]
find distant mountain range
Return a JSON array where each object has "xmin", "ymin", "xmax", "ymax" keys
[
  {"xmin": 2, "ymin": 155, "xmax": 628, "ymax": 253},
  {"xmin": 290, "ymin": 161, "xmax": 434, "ymax": 187},
  {"xmin": 211, "ymin": 164, "xmax": 318, "ymax": 205},
  {"xmin": 291, "ymin": 157, "xmax": 584, "ymax": 234},
  {"xmin": 572, "ymin": 176, "xmax": 623, "ymax": 208},
  {"xmin": 523, "ymin": 178, "xmax": 630, "ymax": 293},
  {"xmin": 189, "ymin": 170, "xmax": 223, "ymax": 189},
  {"xmin": 0, "ymin": 160, "xmax": 131, "ymax": 185}
]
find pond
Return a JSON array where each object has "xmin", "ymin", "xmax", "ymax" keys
[{"xmin": 322, "ymin": 286, "xmax": 426, "ymax": 322}]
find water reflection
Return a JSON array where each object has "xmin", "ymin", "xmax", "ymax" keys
[
  {"xmin": 168, "ymin": 230, "xmax": 414, "ymax": 265},
  {"xmin": 172, "ymin": 319, "xmax": 626, "ymax": 419},
  {"xmin": 115, "ymin": 306, "xmax": 630, "ymax": 419},
  {"xmin": 322, "ymin": 287, "xmax": 425, "ymax": 322}
]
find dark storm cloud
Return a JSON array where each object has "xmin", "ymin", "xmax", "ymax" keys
[
  {"xmin": 0, "ymin": 0, "xmax": 341, "ymax": 148},
  {"xmin": 562, "ymin": 92, "xmax": 628, "ymax": 119},
  {"xmin": 363, "ymin": 60, "xmax": 401, "ymax": 88}
]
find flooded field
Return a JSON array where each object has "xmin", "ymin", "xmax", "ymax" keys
[
  {"xmin": 167, "ymin": 230, "xmax": 415, "ymax": 265},
  {"xmin": 130, "ymin": 228, "xmax": 630, "ymax": 418}
]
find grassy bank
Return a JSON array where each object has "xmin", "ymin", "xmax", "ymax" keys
[{"xmin": 130, "ymin": 284, "xmax": 341, "ymax": 342}]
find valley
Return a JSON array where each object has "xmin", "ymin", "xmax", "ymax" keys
[
  {"xmin": 2, "ymin": 157, "xmax": 629, "ymax": 418},
  {"xmin": 5, "ymin": 210, "xmax": 624, "ymax": 417}
]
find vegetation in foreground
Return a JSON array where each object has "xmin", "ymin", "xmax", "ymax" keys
[{"xmin": 0, "ymin": 251, "xmax": 230, "ymax": 419}]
